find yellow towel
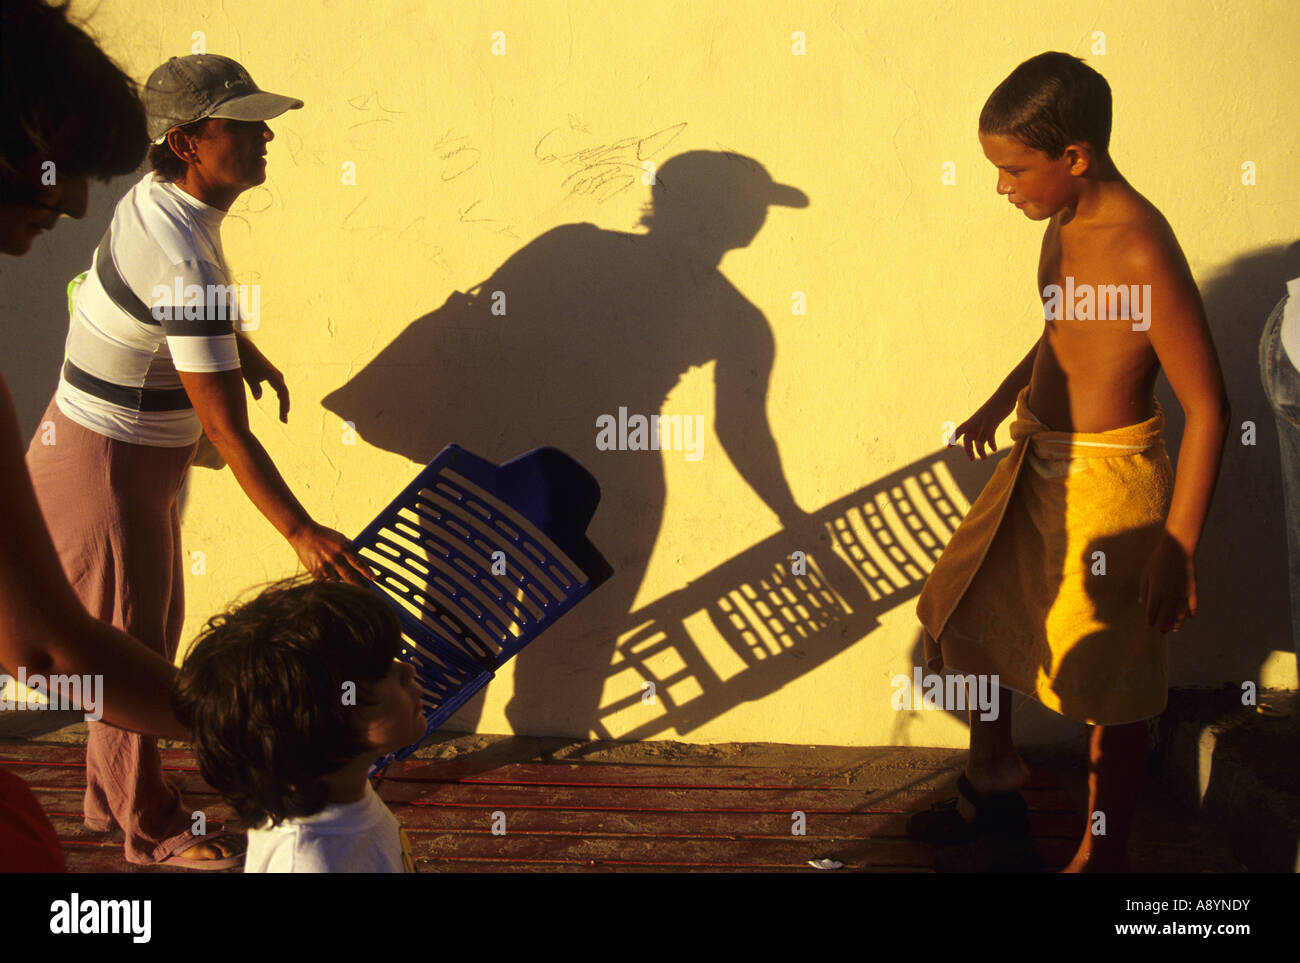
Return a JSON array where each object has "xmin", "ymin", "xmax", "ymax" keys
[{"xmin": 917, "ymin": 385, "xmax": 1173, "ymax": 725}]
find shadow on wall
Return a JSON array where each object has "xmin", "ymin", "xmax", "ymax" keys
[
  {"xmin": 578, "ymin": 445, "xmax": 996, "ymax": 743},
  {"xmin": 1156, "ymin": 242, "xmax": 1300, "ymax": 686},
  {"xmin": 325, "ymin": 150, "xmax": 998, "ymax": 741}
]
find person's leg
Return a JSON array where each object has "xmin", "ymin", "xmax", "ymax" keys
[
  {"xmin": 89, "ymin": 434, "xmax": 202, "ymax": 863},
  {"xmin": 22, "ymin": 397, "xmax": 118, "ymax": 832},
  {"xmin": 1061, "ymin": 718, "xmax": 1146, "ymax": 872},
  {"xmin": 25, "ymin": 406, "xmax": 206, "ymax": 862},
  {"xmin": 956, "ymin": 685, "xmax": 1029, "ymax": 822},
  {"xmin": 156, "ymin": 471, "xmax": 236, "ymax": 862},
  {"xmin": 162, "ymin": 482, "xmax": 187, "ymax": 664},
  {"xmin": 907, "ymin": 680, "xmax": 1034, "ymax": 860},
  {"xmin": 908, "ymin": 678, "xmax": 1030, "ymax": 844}
]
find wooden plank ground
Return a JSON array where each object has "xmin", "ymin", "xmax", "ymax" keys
[{"xmin": 1, "ymin": 742, "xmax": 1084, "ymax": 872}]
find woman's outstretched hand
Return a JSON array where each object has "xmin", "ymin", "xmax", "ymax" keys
[{"xmin": 289, "ymin": 522, "xmax": 376, "ymax": 586}]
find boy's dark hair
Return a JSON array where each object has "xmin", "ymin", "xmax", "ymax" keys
[
  {"xmin": 147, "ymin": 118, "xmax": 209, "ymax": 182},
  {"xmin": 979, "ymin": 52, "xmax": 1112, "ymax": 160},
  {"xmin": 0, "ymin": 0, "xmax": 147, "ymax": 201},
  {"xmin": 173, "ymin": 575, "xmax": 404, "ymax": 828}
]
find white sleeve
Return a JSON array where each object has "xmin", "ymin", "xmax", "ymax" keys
[{"xmin": 147, "ymin": 259, "xmax": 242, "ymax": 373}]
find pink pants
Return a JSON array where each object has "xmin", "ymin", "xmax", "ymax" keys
[{"xmin": 25, "ymin": 393, "xmax": 198, "ymax": 864}]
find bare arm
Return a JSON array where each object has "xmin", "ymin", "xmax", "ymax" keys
[
  {"xmin": 1139, "ymin": 241, "xmax": 1230, "ymax": 552},
  {"xmin": 0, "ymin": 379, "xmax": 186, "ymax": 739},
  {"xmin": 1133, "ymin": 238, "xmax": 1230, "ymax": 629},
  {"xmin": 179, "ymin": 365, "xmax": 309, "ymax": 541},
  {"xmin": 953, "ymin": 335, "xmax": 1042, "ymax": 461},
  {"xmin": 992, "ymin": 335, "xmax": 1042, "ymax": 406},
  {"xmin": 177, "ymin": 364, "xmax": 375, "ymax": 585}
]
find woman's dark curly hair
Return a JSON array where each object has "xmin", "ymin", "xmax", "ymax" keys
[
  {"xmin": 0, "ymin": 0, "xmax": 147, "ymax": 200},
  {"xmin": 173, "ymin": 574, "xmax": 403, "ymax": 828}
]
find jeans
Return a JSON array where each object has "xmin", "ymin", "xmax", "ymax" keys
[{"xmin": 1259, "ymin": 293, "xmax": 1300, "ymax": 665}]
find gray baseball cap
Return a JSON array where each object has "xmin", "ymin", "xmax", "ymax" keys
[{"xmin": 143, "ymin": 54, "xmax": 303, "ymax": 144}]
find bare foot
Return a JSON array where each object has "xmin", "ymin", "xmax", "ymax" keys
[{"xmin": 175, "ymin": 836, "xmax": 242, "ymax": 861}]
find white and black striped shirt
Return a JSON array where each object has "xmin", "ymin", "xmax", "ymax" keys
[{"xmin": 56, "ymin": 172, "xmax": 242, "ymax": 446}]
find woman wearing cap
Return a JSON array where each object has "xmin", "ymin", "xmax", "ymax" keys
[{"xmin": 23, "ymin": 53, "xmax": 373, "ymax": 869}]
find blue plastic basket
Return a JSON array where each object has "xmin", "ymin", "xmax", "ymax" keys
[{"xmin": 352, "ymin": 445, "xmax": 612, "ymax": 774}]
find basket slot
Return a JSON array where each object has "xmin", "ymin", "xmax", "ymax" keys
[{"xmin": 413, "ymin": 487, "xmax": 568, "ymax": 605}]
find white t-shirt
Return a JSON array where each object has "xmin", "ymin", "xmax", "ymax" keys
[
  {"xmin": 244, "ymin": 783, "xmax": 415, "ymax": 873},
  {"xmin": 56, "ymin": 171, "xmax": 242, "ymax": 447}
]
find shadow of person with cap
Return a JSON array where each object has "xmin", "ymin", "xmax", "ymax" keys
[{"xmin": 325, "ymin": 150, "xmax": 812, "ymax": 738}]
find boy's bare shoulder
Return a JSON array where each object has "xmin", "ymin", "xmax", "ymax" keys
[{"xmin": 1091, "ymin": 189, "xmax": 1193, "ymax": 286}]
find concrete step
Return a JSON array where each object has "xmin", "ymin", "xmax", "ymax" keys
[
  {"xmin": 7, "ymin": 692, "xmax": 1289, "ymax": 873},
  {"xmin": 1150, "ymin": 686, "xmax": 1299, "ymax": 873}
]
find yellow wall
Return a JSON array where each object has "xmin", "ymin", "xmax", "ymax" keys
[{"xmin": 2, "ymin": 0, "xmax": 1296, "ymax": 748}]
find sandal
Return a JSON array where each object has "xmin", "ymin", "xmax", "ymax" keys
[
  {"xmin": 906, "ymin": 772, "xmax": 1029, "ymax": 844},
  {"xmin": 154, "ymin": 831, "xmax": 247, "ymax": 871}
]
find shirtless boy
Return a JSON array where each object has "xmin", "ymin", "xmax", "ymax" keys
[{"xmin": 910, "ymin": 52, "xmax": 1229, "ymax": 872}]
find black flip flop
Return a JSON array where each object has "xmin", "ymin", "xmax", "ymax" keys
[{"xmin": 906, "ymin": 772, "xmax": 1030, "ymax": 845}]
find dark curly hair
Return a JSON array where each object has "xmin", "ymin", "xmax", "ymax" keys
[
  {"xmin": 0, "ymin": 0, "xmax": 147, "ymax": 201},
  {"xmin": 147, "ymin": 117, "xmax": 209, "ymax": 182},
  {"xmin": 173, "ymin": 574, "xmax": 403, "ymax": 828},
  {"xmin": 979, "ymin": 51, "xmax": 1112, "ymax": 160}
]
